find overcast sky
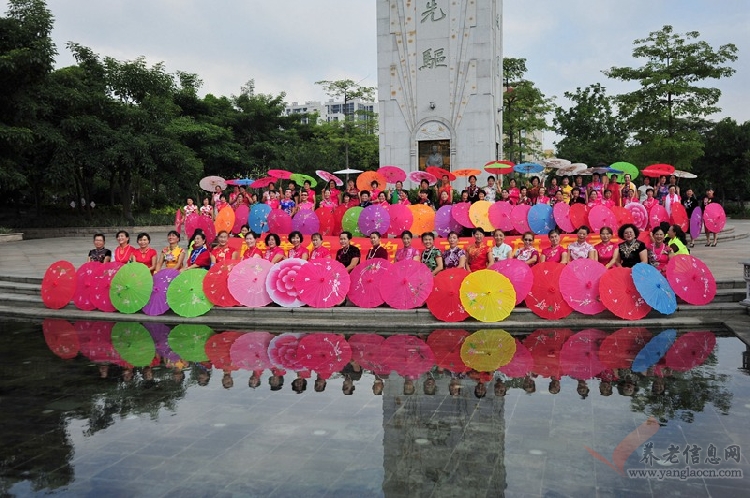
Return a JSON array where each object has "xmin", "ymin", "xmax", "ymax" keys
[{"xmin": 38, "ymin": 0, "xmax": 750, "ymax": 149}]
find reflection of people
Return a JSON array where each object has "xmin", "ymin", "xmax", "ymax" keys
[{"xmin": 425, "ymin": 145, "xmax": 444, "ymax": 167}]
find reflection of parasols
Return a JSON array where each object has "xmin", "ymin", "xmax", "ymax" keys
[
  {"xmin": 666, "ymin": 255, "xmax": 716, "ymax": 305},
  {"xmin": 290, "ymin": 173, "xmax": 317, "ymax": 188},
  {"xmin": 249, "ymin": 204, "xmax": 271, "ymax": 233},
  {"xmin": 703, "ymin": 203, "xmax": 726, "ymax": 233},
  {"xmin": 484, "ymin": 160, "xmax": 515, "ymax": 175},
  {"xmin": 356, "ymin": 171, "xmax": 387, "ymax": 191},
  {"xmin": 387, "ymin": 204, "xmax": 414, "ymax": 237},
  {"xmin": 232, "ymin": 205, "xmax": 249, "ymax": 234},
  {"xmin": 690, "ymin": 206, "xmax": 703, "ymax": 240},
  {"xmin": 599, "ymin": 267, "xmax": 651, "ymax": 320},
  {"xmin": 460, "ymin": 329, "xmax": 516, "ymax": 371},
  {"xmin": 525, "ymin": 262, "xmax": 573, "ymax": 319},
  {"xmin": 632, "ymin": 263, "xmax": 677, "ymax": 315},
  {"xmin": 143, "ymin": 268, "xmax": 179, "ymax": 316},
  {"xmin": 434, "ymin": 205, "xmax": 462, "ymax": 237},
  {"xmin": 228, "ymin": 258, "xmax": 273, "ymax": 307},
  {"xmin": 76, "ymin": 321, "xmax": 122, "ymax": 365},
  {"xmin": 342, "ymin": 206, "xmax": 365, "ymax": 237},
  {"xmin": 427, "ymin": 329, "xmax": 470, "ymax": 373},
  {"xmin": 560, "ymin": 329, "xmax": 607, "ymax": 380},
  {"xmin": 230, "ymin": 332, "xmax": 274, "ymax": 370},
  {"xmin": 498, "ymin": 338, "xmax": 534, "ymax": 378},
  {"xmin": 523, "ymin": 328, "xmax": 574, "ymax": 379},
  {"xmin": 380, "ymin": 259, "xmax": 434, "ymax": 309},
  {"xmin": 315, "ymin": 207, "xmax": 335, "ymax": 236},
  {"xmin": 266, "ymin": 258, "xmax": 307, "ymax": 307},
  {"xmin": 488, "ymin": 201, "xmax": 514, "ymax": 232},
  {"xmin": 111, "ymin": 323, "xmax": 156, "ymax": 367},
  {"xmin": 510, "ymin": 204, "xmax": 531, "ymax": 234},
  {"xmin": 381, "ymin": 335, "xmax": 436, "ymax": 379},
  {"xmin": 203, "ymin": 262, "xmax": 240, "ymax": 307},
  {"xmin": 408, "ymin": 171, "xmax": 437, "ymax": 186},
  {"xmin": 268, "ymin": 169, "xmax": 293, "ymax": 180},
  {"xmin": 348, "ymin": 259, "xmax": 391, "ymax": 308},
  {"xmin": 560, "ymin": 259, "xmax": 607, "ymax": 315},
  {"xmin": 292, "ymin": 210, "xmax": 320, "ymax": 235},
  {"xmin": 611, "ymin": 206, "xmax": 632, "ymax": 231},
  {"xmin": 553, "ymin": 202, "xmax": 575, "ymax": 233},
  {"xmin": 296, "ymin": 259, "xmax": 350, "ymax": 308},
  {"xmin": 469, "ymin": 201, "xmax": 493, "ymax": 232},
  {"xmin": 378, "ymin": 166, "xmax": 406, "ymax": 184},
  {"xmin": 145, "ymin": 323, "xmax": 180, "ymax": 363},
  {"xmin": 648, "ymin": 205, "xmax": 668, "ymax": 230},
  {"xmin": 296, "ymin": 333, "xmax": 352, "ymax": 375},
  {"xmin": 451, "ymin": 202, "xmax": 474, "ymax": 228},
  {"xmin": 167, "ymin": 269, "xmax": 213, "ymax": 317},
  {"xmin": 460, "ymin": 270, "xmax": 516, "ymax": 322},
  {"xmin": 109, "ymin": 262, "xmax": 153, "ymax": 314},
  {"xmin": 168, "ymin": 324, "xmax": 215, "ymax": 362},
  {"xmin": 268, "ymin": 209, "xmax": 292, "ymax": 234},
  {"xmin": 569, "ymin": 204, "xmax": 588, "ymax": 231},
  {"xmin": 631, "ymin": 329, "xmax": 677, "ymax": 373},
  {"xmin": 205, "ymin": 331, "xmax": 242, "ymax": 370},
  {"xmin": 587, "ymin": 205, "xmax": 616, "ymax": 233},
  {"xmin": 599, "ymin": 327, "xmax": 652, "ymax": 370},
  {"xmin": 215, "ymin": 206, "xmax": 235, "ymax": 234},
  {"xmin": 490, "ymin": 259, "xmax": 532, "ymax": 305},
  {"xmin": 348, "ymin": 333, "xmax": 389, "ymax": 375},
  {"xmin": 91, "ymin": 262, "xmax": 124, "ymax": 312},
  {"xmin": 625, "ymin": 203, "xmax": 648, "ymax": 231},
  {"xmin": 268, "ymin": 333, "xmax": 308, "ymax": 372},
  {"xmin": 665, "ymin": 331, "xmax": 716, "ymax": 372},
  {"xmin": 514, "ymin": 163, "xmax": 544, "ymax": 175},
  {"xmin": 250, "ymin": 176, "xmax": 277, "ymax": 189},
  {"xmin": 74, "ymin": 262, "xmax": 101, "ymax": 311},
  {"xmin": 358, "ymin": 204, "xmax": 390, "ymax": 236},
  {"xmin": 41, "ymin": 261, "xmax": 76, "ymax": 309},
  {"xmin": 200, "ymin": 175, "xmax": 227, "ymax": 191},
  {"xmin": 527, "ymin": 203, "xmax": 555, "ymax": 234},
  {"xmin": 426, "ymin": 166, "xmax": 455, "ymax": 181},
  {"xmin": 316, "ymin": 170, "xmax": 343, "ymax": 187},
  {"xmin": 426, "ymin": 267, "xmax": 470, "ymax": 322},
  {"xmin": 408, "ymin": 204, "xmax": 436, "ymax": 234},
  {"xmin": 43, "ymin": 319, "xmax": 79, "ymax": 359},
  {"xmin": 669, "ymin": 203, "xmax": 689, "ymax": 232}
]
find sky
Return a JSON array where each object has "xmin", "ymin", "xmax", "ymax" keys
[{"xmin": 33, "ymin": 0, "xmax": 750, "ymax": 150}]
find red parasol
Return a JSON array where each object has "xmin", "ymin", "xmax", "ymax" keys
[
  {"xmin": 703, "ymin": 203, "xmax": 726, "ymax": 233},
  {"xmin": 90, "ymin": 262, "xmax": 124, "ymax": 312},
  {"xmin": 250, "ymin": 176, "xmax": 277, "ymax": 189},
  {"xmin": 560, "ymin": 329, "xmax": 608, "ymax": 380},
  {"xmin": 665, "ymin": 255, "xmax": 716, "ymax": 305},
  {"xmin": 648, "ymin": 205, "xmax": 669, "ymax": 230},
  {"xmin": 497, "ymin": 338, "xmax": 534, "ymax": 378},
  {"xmin": 266, "ymin": 258, "xmax": 308, "ymax": 307},
  {"xmin": 231, "ymin": 205, "xmax": 249, "ymax": 234},
  {"xmin": 332, "ymin": 204, "xmax": 349, "ymax": 235},
  {"xmin": 611, "ymin": 206, "xmax": 633, "ymax": 231},
  {"xmin": 268, "ymin": 333, "xmax": 309, "ymax": 373},
  {"xmin": 599, "ymin": 327, "xmax": 652, "ymax": 370},
  {"xmin": 73, "ymin": 262, "xmax": 101, "ymax": 311},
  {"xmin": 408, "ymin": 171, "xmax": 437, "ymax": 186},
  {"xmin": 230, "ymin": 332, "xmax": 274, "ymax": 370},
  {"xmin": 41, "ymin": 261, "xmax": 76, "ymax": 309},
  {"xmin": 665, "ymin": 331, "xmax": 716, "ymax": 372},
  {"xmin": 484, "ymin": 160, "xmax": 515, "ymax": 175},
  {"xmin": 625, "ymin": 202, "xmax": 649, "ymax": 231},
  {"xmin": 426, "ymin": 166, "xmax": 455, "ymax": 181},
  {"xmin": 553, "ymin": 202, "xmax": 575, "ymax": 233},
  {"xmin": 203, "ymin": 262, "xmax": 240, "ymax": 307},
  {"xmin": 227, "ymin": 258, "xmax": 273, "ymax": 308},
  {"xmin": 348, "ymin": 333, "xmax": 390, "ymax": 375},
  {"xmin": 268, "ymin": 169, "xmax": 293, "ymax": 180},
  {"xmin": 378, "ymin": 165, "xmax": 407, "ymax": 184},
  {"xmin": 185, "ymin": 213, "xmax": 216, "ymax": 244},
  {"xmin": 356, "ymin": 170, "xmax": 387, "ymax": 191},
  {"xmin": 523, "ymin": 328, "xmax": 574, "ymax": 379},
  {"xmin": 348, "ymin": 259, "xmax": 392, "ymax": 308},
  {"xmin": 451, "ymin": 202, "xmax": 475, "ymax": 228},
  {"xmin": 315, "ymin": 207, "xmax": 336, "ymax": 236},
  {"xmin": 560, "ymin": 259, "xmax": 607, "ymax": 315},
  {"xmin": 670, "ymin": 202, "xmax": 689, "ymax": 232},
  {"xmin": 268, "ymin": 209, "xmax": 292, "ymax": 234},
  {"xmin": 142, "ymin": 268, "xmax": 179, "ymax": 316},
  {"xmin": 381, "ymin": 335, "xmax": 436, "ymax": 379},
  {"xmin": 43, "ymin": 319, "xmax": 80, "ymax": 359},
  {"xmin": 488, "ymin": 201, "xmax": 514, "ymax": 232},
  {"xmin": 379, "ymin": 259, "xmax": 434, "ymax": 309},
  {"xmin": 511, "ymin": 204, "xmax": 531, "ymax": 234},
  {"xmin": 295, "ymin": 259, "xmax": 350, "ymax": 308},
  {"xmin": 386, "ymin": 204, "xmax": 414, "ymax": 237},
  {"xmin": 569, "ymin": 203, "xmax": 588, "ymax": 231},
  {"xmin": 427, "ymin": 329, "xmax": 470, "ymax": 373},
  {"xmin": 599, "ymin": 267, "xmax": 652, "ymax": 320},
  {"xmin": 587, "ymin": 205, "xmax": 616, "ymax": 233},
  {"xmin": 641, "ymin": 163, "xmax": 675, "ymax": 177},
  {"xmin": 525, "ymin": 262, "xmax": 573, "ymax": 320},
  {"xmin": 690, "ymin": 206, "xmax": 703, "ymax": 240},
  {"xmin": 205, "ymin": 331, "xmax": 243, "ymax": 371},
  {"xmin": 296, "ymin": 333, "xmax": 352, "ymax": 376},
  {"xmin": 291, "ymin": 210, "xmax": 320, "ymax": 235},
  {"xmin": 490, "ymin": 258, "xmax": 533, "ymax": 305},
  {"xmin": 426, "ymin": 267, "xmax": 470, "ymax": 322},
  {"xmin": 316, "ymin": 170, "xmax": 343, "ymax": 187}
]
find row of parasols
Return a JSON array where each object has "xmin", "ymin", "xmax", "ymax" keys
[
  {"xmin": 43, "ymin": 320, "xmax": 716, "ymax": 382},
  {"xmin": 41, "ymin": 253, "xmax": 716, "ymax": 322}
]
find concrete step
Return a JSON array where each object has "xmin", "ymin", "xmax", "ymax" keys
[
  {"xmin": 0, "ymin": 280, "xmax": 41, "ymax": 296},
  {"xmin": 0, "ymin": 275, "xmax": 42, "ymax": 285},
  {"xmin": 711, "ymin": 288, "xmax": 747, "ymax": 303}
]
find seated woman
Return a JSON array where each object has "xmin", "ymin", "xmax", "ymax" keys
[
  {"xmin": 466, "ymin": 228, "xmax": 490, "ymax": 271},
  {"xmin": 183, "ymin": 232, "xmax": 210, "ymax": 271},
  {"xmin": 156, "ymin": 231, "xmax": 184, "ymax": 271},
  {"xmin": 88, "ymin": 233, "xmax": 112, "ymax": 263},
  {"xmin": 540, "ymin": 229, "xmax": 569, "ymax": 264},
  {"xmin": 488, "ymin": 229, "xmax": 512, "ymax": 264},
  {"xmin": 210, "ymin": 231, "xmax": 233, "ymax": 265},
  {"xmin": 366, "ymin": 231, "xmax": 389, "ymax": 260},
  {"xmin": 667, "ymin": 225, "xmax": 690, "ymax": 255},
  {"xmin": 113, "ymin": 230, "xmax": 135, "ymax": 263},
  {"xmin": 594, "ymin": 226, "xmax": 618, "ymax": 269},
  {"xmin": 647, "ymin": 226, "xmax": 672, "ymax": 273},
  {"xmin": 513, "ymin": 232, "xmax": 539, "ymax": 266},
  {"xmin": 263, "ymin": 233, "xmax": 285, "ymax": 263},
  {"xmin": 420, "ymin": 232, "xmax": 443, "ymax": 275},
  {"xmin": 442, "ymin": 231, "xmax": 467, "ymax": 270},
  {"xmin": 395, "ymin": 230, "xmax": 420, "ymax": 262},
  {"xmin": 309, "ymin": 233, "xmax": 331, "ymax": 260},
  {"xmin": 287, "ymin": 231, "xmax": 309, "ymax": 260},
  {"xmin": 130, "ymin": 232, "xmax": 157, "ymax": 273},
  {"xmin": 616, "ymin": 224, "xmax": 647, "ymax": 268},
  {"xmin": 235, "ymin": 231, "xmax": 263, "ymax": 260},
  {"xmin": 567, "ymin": 226, "xmax": 597, "ymax": 261}
]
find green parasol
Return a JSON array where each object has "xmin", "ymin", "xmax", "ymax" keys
[
  {"xmin": 111, "ymin": 322, "xmax": 156, "ymax": 367},
  {"xmin": 166, "ymin": 269, "xmax": 213, "ymax": 317},
  {"xmin": 610, "ymin": 161, "xmax": 639, "ymax": 182},
  {"xmin": 341, "ymin": 206, "xmax": 364, "ymax": 237},
  {"xmin": 290, "ymin": 173, "xmax": 318, "ymax": 188},
  {"xmin": 168, "ymin": 324, "xmax": 215, "ymax": 362},
  {"xmin": 109, "ymin": 263, "xmax": 154, "ymax": 314}
]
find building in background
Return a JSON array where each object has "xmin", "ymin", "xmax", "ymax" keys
[{"xmin": 284, "ymin": 98, "xmax": 376, "ymax": 129}]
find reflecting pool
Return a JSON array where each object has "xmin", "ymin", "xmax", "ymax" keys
[{"xmin": 1, "ymin": 320, "xmax": 749, "ymax": 497}]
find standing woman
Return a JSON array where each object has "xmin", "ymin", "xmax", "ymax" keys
[
  {"xmin": 540, "ymin": 229, "xmax": 569, "ymax": 264},
  {"xmin": 420, "ymin": 232, "xmax": 444, "ymax": 275},
  {"xmin": 395, "ymin": 231, "xmax": 420, "ymax": 262},
  {"xmin": 288, "ymin": 231, "xmax": 310, "ymax": 260},
  {"xmin": 667, "ymin": 225, "xmax": 690, "ymax": 256},
  {"xmin": 264, "ymin": 233, "xmax": 285, "ymax": 264},
  {"xmin": 113, "ymin": 230, "xmax": 135, "ymax": 263},
  {"xmin": 156, "ymin": 230, "xmax": 185, "ymax": 271},
  {"xmin": 594, "ymin": 227, "xmax": 618, "ymax": 269},
  {"xmin": 130, "ymin": 232, "xmax": 157, "ymax": 273},
  {"xmin": 513, "ymin": 232, "xmax": 539, "ymax": 266},
  {"xmin": 615, "ymin": 224, "xmax": 648, "ymax": 268},
  {"xmin": 466, "ymin": 175, "xmax": 480, "ymax": 203},
  {"xmin": 702, "ymin": 188, "xmax": 719, "ymax": 247},
  {"xmin": 442, "ymin": 231, "xmax": 467, "ymax": 269},
  {"xmin": 508, "ymin": 178, "xmax": 520, "ymax": 205},
  {"xmin": 88, "ymin": 233, "xmax": 112, "ymax": 263},
  {"xmin": 567, "ymin": 226, "xmax": 597, "ymax": 261},
  {"xmin": 183, "ymin": 233, "xmax": 211, "ymax": 271},
  {"xmin": 327, "ymin": 179, "xmax": 342, "ymax": 204}
]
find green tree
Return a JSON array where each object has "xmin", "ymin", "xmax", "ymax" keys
[
  {"xmin": 604, "ymin": 25, "xmax": 738, "ymax": 168},
  {"xmin": 692, "ymin": 118, "xmax": 750, "ymax": 206},
  {"xmin": 553, "ymin": 83, "xmax": 627, "ymax": 165}
]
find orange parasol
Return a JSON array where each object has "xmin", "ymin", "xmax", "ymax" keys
[
  {"xmin": 356, "ymin": 171, "xmax": 387, "ymax": 192},
  {"xmin": 452, "ymin": 168, "xmax": 481, "ymax": 177},
  {"xmin": 408, "ymin": 204, "xmax": 435, "ymax": 234}
]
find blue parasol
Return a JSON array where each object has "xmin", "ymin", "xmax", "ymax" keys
[
  {"xmin": 226, "ymin": 178, "xmax": 254, "ymax": 186},
  {"xmin": 527, "ymin": 204, "xmax": 556, "ymax": 235},
  {"xmin": 631, "ymin": 263, "xmax": 677, "ymax": 315},
  {"xmin": 249, "ymin": 204, "xmax": 271, "ymax": 234},
  {"xmin": 631, "ymin": 329, "xmax": 677, "ymax": 373},
  {"xmin": 586, "ymin": 167, "xmax": 623, "ymax": 175},
  {"xmin": 514, "ymin": 162, "xmax": 544, "ymax": 175}
]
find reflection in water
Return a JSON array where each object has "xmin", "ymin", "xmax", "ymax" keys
[{"xmin": 1, "ymin": 320, "xmax": 747, "ymax": 496}]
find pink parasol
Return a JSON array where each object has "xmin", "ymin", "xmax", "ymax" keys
[
  {"xmin": 295, "ymin": 259, "xmax": 350, "ymax": 308},
  {"xmin": 523, "ymin": 328, "xmax": 574, "ymax": 379},
  {"xmin": 73, "ymin": 262, "xmax": 101, "ymax": 311},
  {"xmin": 670, "ymin": 202, "xmax": 689, "ymax": 232},
  {"xmin": 690, "ymin": 206, "xmax": 703, "ymax": 240},
  {"xmin": 142, "ymin": 268, "xmax": 180, "ymax": 316},
  {"xmin": 511, "ymin": 204, "xmax": 531, "ymax": 234},
  {"xmin": 434, "ymin": 205, "xmax": 462, "ymax": 238},
  {"xmin": 266, "ymin": 258, "xmax": 307, "ymax": 307},
  {"xmin": 426, "ymin": 267, "xmax": 470, "ymax": 322},
  {"xmin": 185, "ymin": 213, "xmax": 216, "ymax": 244},
  {"xmin": 451, "ymin": 202, "xmax": 475, "ymax": 228},
  {"xmin": 90, "ymin": 262, "xmax": 124, "ymax": 312},
  {"xmin": 560, "ymin": 329, "xmax": 608, "ymax": 380},
  {"xmin": 76, "ymin": 321, "xmax": 127, "ymax": 366},
  {"xmin": 587, "ymin": 205, "xmax": 617, "ymax": 233},
  {"xmin": 648, "ymin": 204, "xmax": 669, "ymax": 230},
  {"xmin": 552, "ymin": 202, "xmax": 575, "ymax": 233},
  {"xmin": 387, "ymin": 204, "xmax": 414, "ymax": 237},
  {"xmin": 348, "ymin": 333, "xmax": 390, "ymax": 375},
  {"xmin": 497, "ymin": 339, "xmax": 534, "ymax": 378},
  {"xmin": 316, "ymin": 170, "xmax": 343, "ymax": 187},
  {"xmin": 296, "ymin": 333, "xmax": 352, "ymax": 376},
  {"xmin": 599, "ymin": 327, "xmax": 652, "ymax": 370},
  {"xmin": 205, "ymin": 331, "xmax": 243, "ymax": 371},
  {"xmin": 268, "ymin": 333, "xmax": 309, "ymax": 373},
  {"xmin": 525, "ymin": 262, "xmax": 573, "ymax": 320},
  {"xmin": 348, "ymin": 259, "xmax": 392, "ymax": 308},
  {"xmin": 41, "ymin": 261, "xmax": 76, "ymax": 309},
  {"xmin": 381, "ymin": 335, "xmax": 436, "ymax": 379},
  {"xmin": 250, "ymin": 176, "xmax": 277, "ymax": 189},
  {"xmin": 611, "ymin": 206, "xmax": 633, "ymax": 231},
  {"xmin": 268, "ymin": 169, "xmax": 293, "ymax": 180},
  {"xmin": 666, "ymin": 255, "xmax": 716, "ymax": 305},
  {"xmin": 599, "ymin": 267, "xmax": 652, "ymax": 320},
  {"xmin": 408, "ymin": 171, "xmax": 437, "ymax": 186},
  {"xmin": 703, "ymin": 203, "xmax": 726, "ymax": 233},
  {"xmin": 625, "ymin": 202, "xmax": 649, "ymax": 231},
  {"xmin": 377, "ymin": 166, "xmax": 407, "ymax": 184},
  {"xmin": 490, "ymin": 259, "xmax": 532, "ymax": 305},
  {"xmin": 560, "ymin": 259, "xmax": 607, "ymax": 315},
  {"xmin": 358, "ymin": 204, "xmax": 391, "ymax": 236},
  {"xmin": 202, "ymin": 262, "xmax": 240, "ymax": 307},
  {"xmin": 268, "ymin": 209, "xmax": 292, "ymax": 234},
  {"xmin": 379, "ymin": 259, "xmax": 434, "ymax": 309},
  {"xmin": 230, "ymin": 332, "xmax": 274, "ymax": 370},
  {"xmin": 488, "ymin": 201, "xmax": 514, "ymax": 232},
  {"xmin": 43, "ymin": 319, "xmax": 80, "ymax": 359},
  {"xmin": 232, "ymin": 205, "xmax": 250, "ymax": 234},
  {"xmin": 227, "ymin": 258, "xmax": 273, "ymax": 307},
  {"xmin": 665, "ymin": 331, "xmax": 716, "ymax": 372},
  {"xmin": 292, "ymin": 210, "xmax": 320, "ymax": 235}
]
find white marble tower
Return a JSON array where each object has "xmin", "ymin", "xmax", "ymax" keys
[{"xmin": 377, "ymin": 0, "xmax": 503, "ymax": 177}]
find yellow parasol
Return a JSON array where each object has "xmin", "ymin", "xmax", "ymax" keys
[
  {"xmin": 469, "ymin": 200, "xmax": 493, "ymax": 232},
  {"xmin": 460, "ymin": 329, "xmax": 516, "ymax": 371},
  {"xmin": 459, "ymin": 270, "xmax": 516, "ymax": 322}
]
